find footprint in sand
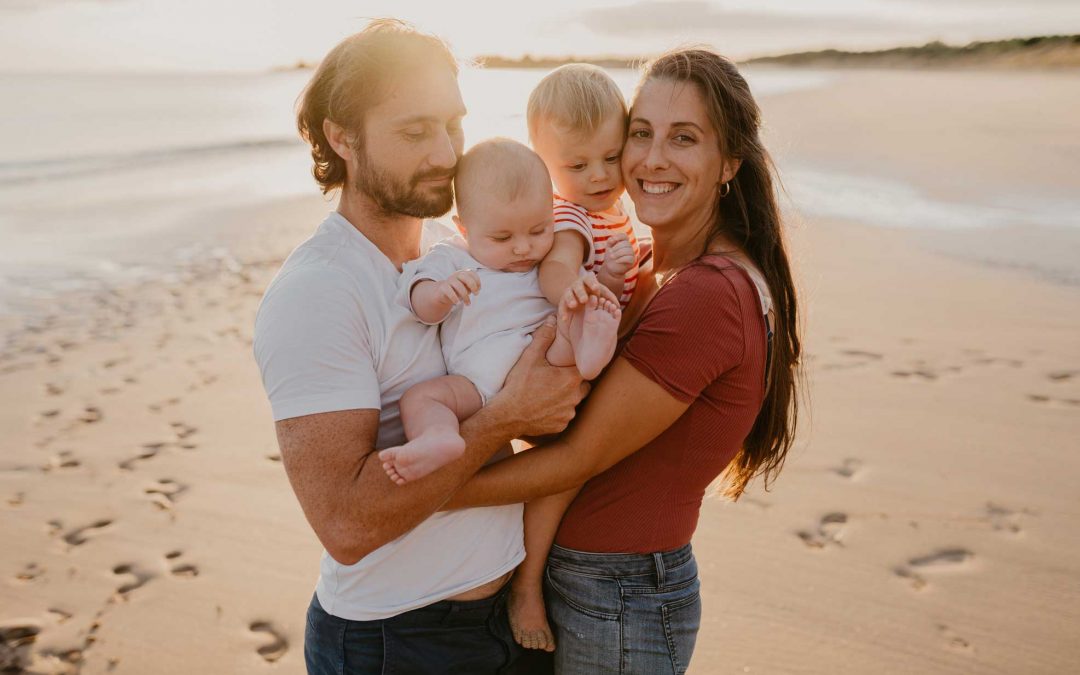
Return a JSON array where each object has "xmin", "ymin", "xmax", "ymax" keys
[
  {"xmin": 144, "ymin": 479, "xmax": 187, "ymax": 511},
  {"xmin": 15, "ymin": 562, "xmax": 44, "ymax": 582},
  {"xmin": 46, "ymin": 608, "xmax": 72, "ymax": 625},
  {"xmin": 7, "ymin": 492, "xmax": 25, "ymax": 507},
  {"xmin": 77, "ymin": 406, "xmax": 103, "ymax": 424},
  {"xmin": 266, "ymin": 453, "xmax": 282, "ymax": 463},
  {"xmin": 43, "ymin": 382, "xmax": 65, "ymax": 397},
  {"xmin": 170, "ymin": 421, "xmax": 198, "ymax": 441},
  {"xmin": 894, "ymin": 548, "xmax": 974, "ymax": 590},
  {"xmin": 62, "ymin": 519, "xmax": 114, "ymax": 547},
  {"xmin": 148, "ymin": 397, "xmax": 181, "ymax": 413},
  {"xmin": 112, "ymin": 564, "xmax": 155, "ymax": 598},
  {"xmin": 0, "ymin": 623, "xmax": 41, "ymax": 672},
  {"xmin": 118, "ymin": 442, "xmax": 167, "ymax": 471},
  {"xmin": 831, "ymin": 458, "xmax": 862, "ymax": 479},
  {"xmin": 985, "ymin": 502, "xmax": 1036, "ymax": 534},
  {"xmin": 796, "ymin": 513, "xmax": 848, "ymax": 549},
  {"xmin": 938, "ymin": 624, "xmax": 974, "ymax": 655},
  {"xmin": 1027, "ymin": 393, "xmax": 1080, "ymax": 408},
  {"xmin": 164, "ymin": 550, "xmax": 200, "ymax": 578},
  {"xmin": 43, "ymin": 451, "xmax": 80, "ymax": 472},
  {"xmin": 1047, "ymin": 370, "xmax": 1077, "ymax": 382},
  {"xmin": 248, "ymin": 621, "xmax": 288, "ymax": 663},
  {"xmin": 821, "ymin": 349, "xmax": 883, "ymax": 371}
]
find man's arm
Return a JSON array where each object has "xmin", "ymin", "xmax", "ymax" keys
[{"xmin": 274, "ymin": 319, "xmax": 587, "ymax": 565}]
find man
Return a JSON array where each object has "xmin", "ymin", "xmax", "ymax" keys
[{"xmin": 253, "ymin": 20, "xmax": 586, "ymax": 674}]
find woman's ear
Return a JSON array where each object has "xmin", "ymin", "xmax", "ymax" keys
[
  {"xmin": 323, "ymin": 119, "xmax": 355, "ymax": 162},
  {"xmin": 721, "ymin": 158, "xmax": 742, "ymax": 185}
]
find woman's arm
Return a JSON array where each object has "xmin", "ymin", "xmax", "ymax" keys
[{"xmin": 444, "ymin": 357, "xmax": 690, "ymax": 508}]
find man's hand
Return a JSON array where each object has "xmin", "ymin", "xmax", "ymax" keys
[
  {"xmin": 436, "ymin": 269, "xmax": 481, "ymax": 306},
  {"xmin": 557, "ymin": 273, "xmax": 619, "ymax": 323},
  {"xmin": 493, "ymin": 317, "xmax": 588, "ymax": 437}
]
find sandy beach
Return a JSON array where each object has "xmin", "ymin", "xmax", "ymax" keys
[{"xmin": 2, "ymin": 68, "xmax": 1079, "ymax": 674}]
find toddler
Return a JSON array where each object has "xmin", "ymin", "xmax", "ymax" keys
[
  {"xmin": 529, "ymin": 64, "xmax": 641, "ymax": 311},
  {"xmin": 377, "ymin": 138, "xmax": 620, "ymax": 485}
]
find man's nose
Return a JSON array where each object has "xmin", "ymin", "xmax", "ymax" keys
[{"xmin": 428, "ymin": 129, "xmax": 458, "ymax": 170}]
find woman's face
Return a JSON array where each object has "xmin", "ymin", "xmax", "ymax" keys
[{"xmin": 622, "ymin": 78, "xmax": 732, "ymax": 233}]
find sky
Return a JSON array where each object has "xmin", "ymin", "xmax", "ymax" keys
[{"xmin": 3, "ymin": 0, "xmax": 1079, "ymax": 72}]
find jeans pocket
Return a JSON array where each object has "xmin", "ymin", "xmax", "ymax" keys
[
  {"xmin": 661, "ymin": 583, "xmax": 702, "ymax": 675},
  {"xmin": 544, "ymin": 565, "xmax": 621, "ymax": 621}
]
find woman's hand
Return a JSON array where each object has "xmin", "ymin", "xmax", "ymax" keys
[{"xmin": 492, "ymin": 317, "xmax": 589, "ymax": 437}]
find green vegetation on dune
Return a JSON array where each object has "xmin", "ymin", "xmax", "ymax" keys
[{"xmin": 746, "ymin": 35, "xmax": 1080, "ymax": 69}]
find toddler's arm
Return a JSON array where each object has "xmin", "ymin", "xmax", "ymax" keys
[
  {"xmin": 539, "ymin": 230, "xmax": 589, "ymax": 306},
  {"xmin": 410, "ymin": 270, "xmax": 481, "ymax": 324}
]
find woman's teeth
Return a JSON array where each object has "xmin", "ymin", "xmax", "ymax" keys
[{"xmin": 641, "ymin": 181, "xmax": 677, "ymax": 195}]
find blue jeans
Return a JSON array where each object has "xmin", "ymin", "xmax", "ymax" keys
[
  {"xmin": 304, "ymin": 585, "xmax": 525, "ymax": 674},
  {"xmin": 543, "ymin": 543, "xmax": 702, "ymax": 674}
]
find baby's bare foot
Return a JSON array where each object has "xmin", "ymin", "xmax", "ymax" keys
[
  {"xmin": 508, "ymin": 585, "xmax": 555, "ymax": 652},
  {"xmin": 378, "ymin": 432, "xmax": 466, "ymax": 485},
  {"xmin": 572, "ymin": 296, "xmax": 621, "ymax": 380}
]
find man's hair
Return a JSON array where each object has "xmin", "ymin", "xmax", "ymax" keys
[
  {"xmin": 526, "ymin": 63, "xmax": 628, "ymax": 142},
  {"xmin": 454, "ymin": 138, "xmax": 550, "ymax": 221},
  {"xmin": 296, "ymin": 19, "xmax": 458, "ymax": 194}
]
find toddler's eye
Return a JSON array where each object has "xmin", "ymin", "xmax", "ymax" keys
[
  {"xmin": 605, "ymin": 154, "xmax": 620, "ymax": 163},
  {"xmin": 567, "ymin": 163, "xmax": 586, "ymax": 172}
]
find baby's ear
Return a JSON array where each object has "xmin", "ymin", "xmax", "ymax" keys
[{"xmin": 452, "ymin": 214, "xmax": 467, "ymax": 238}]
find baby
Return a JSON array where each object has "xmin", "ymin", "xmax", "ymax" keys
[
  {"xmin": 377, "ymin": 138, "xmax": 621, "ymax": 485},
  {"xmin": 529, "ymin": 64, "xmax": 641, "ymax": 312}
]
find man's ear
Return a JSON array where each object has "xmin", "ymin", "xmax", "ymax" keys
[
  {"xmin": 721, "ymin": 157, "xmax": 742, "ymax": 185},
  {"xmin": 452, "ymin": 215, "xmax": 467, "ymax": 238},
  {"xmin": 323, "ymin": 119, "xmax": 355, "ymax": 162}
]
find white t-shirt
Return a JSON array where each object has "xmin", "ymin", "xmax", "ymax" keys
[
  {"xmin": 399, "ymin": 235, "xmax": 555, "ymax": 402},
  {"xmin": 253, "ymin": 212, "xmax": 524, "ymax": 621}
]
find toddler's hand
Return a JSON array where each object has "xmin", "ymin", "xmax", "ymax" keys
[
  {"xmin": 600, "ymin": 232, "xmax": 635, "ymax": 278},
  {"xmin": 559, "ymin": 273, "xmax": 619, "ymax": 322},
  {"xmin": 437, "ymin": 270, "xmax": 481, "ymax": 306}
]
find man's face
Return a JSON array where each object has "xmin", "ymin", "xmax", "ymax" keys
[{"xmin": 352, "ymin": 64, "xmax": 467, "ymax": 218}]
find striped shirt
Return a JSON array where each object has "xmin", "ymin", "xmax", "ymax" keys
[{"xmin": 552, "ymin": 196, "xmax": 640, "ymax": 307}]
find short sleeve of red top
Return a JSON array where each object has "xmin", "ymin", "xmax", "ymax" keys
[{"xmin": 554, "ymin": 255, "xmax": 769, "ymax": 554}]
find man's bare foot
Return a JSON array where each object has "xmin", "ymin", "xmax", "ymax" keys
[
  {"xmin": 378, "ymin": 432, "xmax": 465, "ymax": 485},
  {"xmin": 570, "ymin": 295, "xmax": 621, "ymax": 380},
  {"xmin": 508, "ymin": 584, "xmax": 555, "ymax": 652}
]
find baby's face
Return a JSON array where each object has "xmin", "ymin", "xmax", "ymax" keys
[
  {"xmin": 458, "ymin": 183, "xmax": 555, "ymax": 273},
  {"xmin": 533, "ymin": 115, "xmax": 625, "ymax": 213}
]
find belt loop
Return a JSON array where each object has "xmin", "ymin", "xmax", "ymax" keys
[{"xmin": 653, "ymin": 552, "xmax": 665, "ymax": 588}]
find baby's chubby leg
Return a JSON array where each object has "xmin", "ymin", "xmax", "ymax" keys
[{"xmin": 378, "ymin": 375, "xmax": 483, "ymax": 485}]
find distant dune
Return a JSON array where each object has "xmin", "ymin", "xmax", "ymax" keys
[{"xmin": 746, "ymin": 35, "xmax": 1080, "ymax": 69}]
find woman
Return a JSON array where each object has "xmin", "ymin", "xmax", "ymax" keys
[{"xmin": 448, "ymin": 48, "xmax": 801, "ymax": 674}]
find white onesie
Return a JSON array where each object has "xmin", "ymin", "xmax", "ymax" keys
[{"xmin": 399, "ymin": 235, "xmax": 555, "ymax": 403}]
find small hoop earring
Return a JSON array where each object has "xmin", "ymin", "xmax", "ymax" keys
[{"xmin": 718, "ymin": 182, "xmax": 731, "ymax": 198}]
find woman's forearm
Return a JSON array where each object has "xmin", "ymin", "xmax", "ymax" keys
[{"xmin": 446, "ymin": 439, "xmax": 596, "ymax": 509}]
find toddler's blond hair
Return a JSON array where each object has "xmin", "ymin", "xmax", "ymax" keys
[{"xmin": 527, "ymin": 64, "xmax": 627, "ymax": 142}]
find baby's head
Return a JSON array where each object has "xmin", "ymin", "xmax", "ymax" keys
[
  {"xmin": 528, "ymin": 64, "xmax": 628, "ymax": 213},
  {"xmin": 452, "ymin": 138, "xmax": 555, "ymax": 273}
]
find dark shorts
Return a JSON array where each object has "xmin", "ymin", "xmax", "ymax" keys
[{"xmin": 304, "ymin": 584, "xmax": 532, "ymax": 675}]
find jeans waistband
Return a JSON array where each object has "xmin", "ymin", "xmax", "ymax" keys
[
  {"xmin": 548, "ymin": 543, "xmax": 694, "ymax": 578},
  {"xmin": 311, "ymin": 582, "xmax": 508, "ymax": 629}
]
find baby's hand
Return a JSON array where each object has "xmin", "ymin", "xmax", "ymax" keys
[
  {"xmin": 600, "ymin": 232, "xmax": 635, "ymax": 278},
  {"xmin": 559, "ymin": 273, "xmax": 618, "ymax": 322},
  {"xmin": 436, "ymin": 270, "xmax": 481, "ymax": 306}
]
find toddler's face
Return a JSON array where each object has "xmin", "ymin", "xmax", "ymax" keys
[
  {"xmin": 457, "ymin": 183, "xmax": 555, "ymax": 273},
  {"xmin": 533, "ymin": 115, "xmax": 625, "ymax": 213}
]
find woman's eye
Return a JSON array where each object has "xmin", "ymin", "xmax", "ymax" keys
[
  {"xmin": 629, "ymin": 129, "xmax": 650, "ymax": 139},
  {"xmin": 674, "ymin": 133, "xmax": 696, "ymax": 144}
]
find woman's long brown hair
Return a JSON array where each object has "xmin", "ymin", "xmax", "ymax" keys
[{"xmin": 639, "ymin": 49, "xmax": 803, "ymax": 499}]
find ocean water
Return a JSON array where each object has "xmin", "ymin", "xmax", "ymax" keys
[{"xmin": 0, "ymin": 66, "xmax": 1074, "ymax": 313}]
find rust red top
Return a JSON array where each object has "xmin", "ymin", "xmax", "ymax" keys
[{"xmin": 555, "ymin": 255, "xmax": 769, "ymax": 553}]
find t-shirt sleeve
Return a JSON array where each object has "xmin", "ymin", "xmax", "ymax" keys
[
  {"xmin": 621, "ymin": 265, "xmax": 747, "ymax": 403},
  {"xmin": 253, "ymin": 264, "xmax": 382, "ymax": 421},
  {"xmin": 553, "ymin": 200, "xmax": 595, "ymax": 268}
]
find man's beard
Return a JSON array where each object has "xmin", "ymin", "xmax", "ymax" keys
[{"xmin": 354, "ymin": 149, "xmax": 455, "ymax": 219}]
